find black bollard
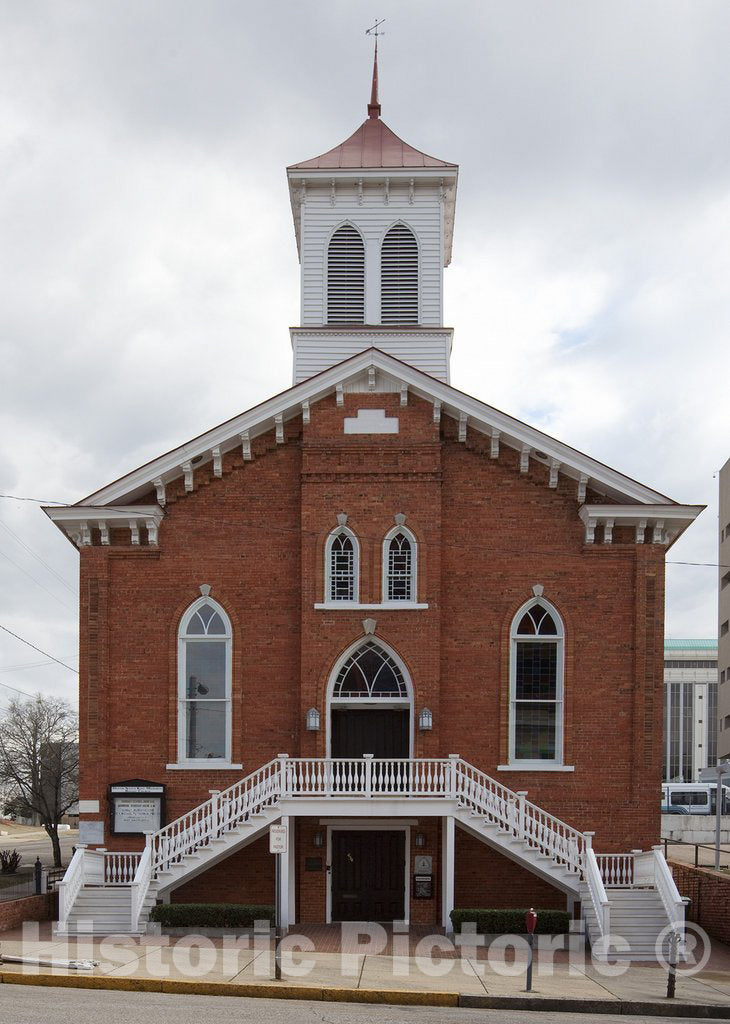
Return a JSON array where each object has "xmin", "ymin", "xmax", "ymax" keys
[
  {"xmin": 524, "ymin": 907, "xmax": 537, "ymax": 992},
  {"xmin": 34, "ymin": 857, "xmax": 43, "ymax": 895},
  {"xmin": 666, "ymin": 930, "xmax": 678, "ymax": 999}
]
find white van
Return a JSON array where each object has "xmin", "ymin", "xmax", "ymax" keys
[{"xmin": 661, "ymin": 782, "xmax": 730, "ymax": 815}]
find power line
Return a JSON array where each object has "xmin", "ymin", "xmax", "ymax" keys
[
  {"xmin": 0, "ymin": 679, "xmax": 38, "ymax": 700},
  {"xmin": 0, "ymin": 519, "xmax": 77, "ymax": 595},
  {"xmin": 0, "ymin": 548, "xmax": 76, "ymax": 613},
  {"xmin": 0, "ymin": 494, "xmax": 68, "ymax": 504},
  {"xmin": 0, "ymin": 655, "xmax": 78, "ymax": 673},
  {"xmin": 0, "ymin": 625, "xmax": 79, "ymax": 674}
]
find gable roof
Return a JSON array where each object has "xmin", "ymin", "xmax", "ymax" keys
[{"xmin": 62, "ymin": 348, "xmax": 690, "ymax": 513}]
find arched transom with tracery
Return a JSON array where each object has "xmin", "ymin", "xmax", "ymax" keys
[{"xmin": 332, "ymin": 641, "xmax": 409, "ymax": 699}]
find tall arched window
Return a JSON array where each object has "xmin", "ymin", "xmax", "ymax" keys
[
  {"xmin": 381, "ymin": 223, "xmax": 418, "ymax": 324},
  {"xmin": 509, "ymin": 600, "xmax": 565, "ymax": 765},
  {"xmin": 178, "ymin": 598, "xmax": 232, "ymax": 763},
  {"xmin": 325, "ymin": 528, "xmax": 359, "ymax": 603},
  {"xmin": 383, "ymin": 526, "xmax": 417, "ymax": 602},
  {"xmin": 327, "ymin": 224, "xmax": 365, "ymax": 324}
]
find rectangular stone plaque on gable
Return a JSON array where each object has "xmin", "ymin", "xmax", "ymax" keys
[{"xmin": 344, "ymin": 408, "xmax": 399, "ymax": 434}]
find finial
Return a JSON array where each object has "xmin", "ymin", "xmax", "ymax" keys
[{"xmin": 365, "ymin": 18, "xmax": 385, "ymax": 118}]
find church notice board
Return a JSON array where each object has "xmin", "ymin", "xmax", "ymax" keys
[{"xmin": 109, "ymin": 779, "xmax": 165, "ymax": 835}]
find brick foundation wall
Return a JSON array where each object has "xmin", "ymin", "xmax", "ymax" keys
[
  {"xmin": 171, "ymin": 834, "xmax": 274, "ymax": 905},
  {"xmin": 669, "ymin": 861, "xmax": 730, "ymax": 945},
  {"xmin": 455, "ymin": 829, "xmax": 566, "ymax": 910},
  {"xmin": 0, "ymin": 892, "xmax": 56, "ymax": 932}
]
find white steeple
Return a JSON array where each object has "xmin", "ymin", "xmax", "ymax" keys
[{"xmin": 286, "ymin": 51, "xmax": 458, "ymax": 384}]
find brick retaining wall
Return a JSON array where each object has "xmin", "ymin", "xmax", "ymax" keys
[
  {"xmin": 670, "ymin": 861, "xmax": 730, "ymax": 945},
  {"xmin": 0, "ymin": 892, "xmax": 57, "ymax": 932}
]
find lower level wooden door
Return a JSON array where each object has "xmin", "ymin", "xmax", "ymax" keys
[
  {"xmin": 330, "ymin": 708, "xmax": 409, "ymax": 758},
  {"xmin": 331, "ymin": 830, "xmax": 406, "ymax": 921}
]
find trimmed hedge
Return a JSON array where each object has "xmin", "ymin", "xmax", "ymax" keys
[
  {"xmin": 450, "ymin": 908, "xmax": 570, "ymax": 935},
  {"xmin": 149, "ymin": 903, "xmax": 275, "ymax": 928}
]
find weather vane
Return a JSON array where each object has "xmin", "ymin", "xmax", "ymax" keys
[{"xmin": 366, "ymin": 18, "xmax": 385, "ymax": 41}]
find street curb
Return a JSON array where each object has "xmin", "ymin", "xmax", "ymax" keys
[
  {"xmin": 1, "ymin": 971, "xmax": 729, "ymax": 1016},
  {"xmin": 458, "ymin": 994, "xmax": 730, "ymax": 1018}
]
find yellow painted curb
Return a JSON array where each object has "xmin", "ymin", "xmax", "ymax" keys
[
  {"xmin": 322, "ymin": 986, "xmax": 458, "ymax": 1007},
  {"xmin": 1, "ymin": 972, "xmax": 162, "ymax": 992},
  {"xmin": 160, "ymin": 979, "xmax": 322, "ymax": 1000},
  {"xmin": 0, "ymin": 970, "xmax": 457, "ymax": 1009}
]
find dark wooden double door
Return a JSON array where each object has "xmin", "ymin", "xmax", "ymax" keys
[
  {"xmin": 331, "ymin": 830, "xmax": 405, "ymax": 922},
  {"xmin": 330, "ymin": 708, "xmax": 409, "ymax": 759}
]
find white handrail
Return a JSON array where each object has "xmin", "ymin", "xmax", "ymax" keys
[
  {"xmin": 150, "ymin": 757, "xmax": 281, "ymax": 875},
  {"xmin": 585, "ymin": 846, "xmax": 611, "ymax": 939},
  {"xmin": 57, "ymin": 847, "xmax": 85, "ymax": 931},
  {"xmin": 453, "ymin": 760, "xmax": 586, "ymax": 874},
  {"xmin": 104, "ymin": 851, "xmax": 141, "ymax": 885},
  {"xmin": 652, "ymin": 846, "xmax": 685, "ymax": 933},
  {"xmin": 130, "ymin": 844, "xmax": 152, "ymax": 932},
  {"xmin": 597, "ymin": 853, "xmax": 635, "ymax": 888}
]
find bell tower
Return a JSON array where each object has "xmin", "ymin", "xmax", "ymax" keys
[{"xmin": 286, "ymin": 47, "xmax": 458, "ymax": 384}]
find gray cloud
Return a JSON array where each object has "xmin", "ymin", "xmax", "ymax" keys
[{"xmin": 0, "ymin": 0, "xmax": 727, "ymax": 705}]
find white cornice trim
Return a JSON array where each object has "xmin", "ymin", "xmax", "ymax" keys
[
  {"xmin": 578, "ymin": 504, "xmax": 704, "ymax": 546},
  {"xmin": 68, "ymin": 349, "xmax": 687, "ymax": 510},
  {"xmin": 43, "ymin": 505, "xmax": 164, "ymax": 548}
]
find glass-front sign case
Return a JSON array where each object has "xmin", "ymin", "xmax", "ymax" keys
[{"xmin": 109, "ymin": 779, "xmax": 165, "ymax": 835}]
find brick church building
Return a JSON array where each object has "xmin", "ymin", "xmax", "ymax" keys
[{"xmin": 48, "ymin": 53, "xmax": 701, "ymax": 950}]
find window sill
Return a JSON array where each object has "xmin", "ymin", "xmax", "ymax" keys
[
  {"xmin": 166, "ymin": 763, "xmax": 243, "ymax": 771},
  {"xmin": 497, "ymin": 764, "xmax": 575, "ymax": 773},
  {"xmin": 314, "ymin": 602, "xmax": 429, "ymax": 611}
]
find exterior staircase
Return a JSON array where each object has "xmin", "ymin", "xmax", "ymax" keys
[{"xmin": 57, "ymin": 755, "xmax": 686, "ymax": 961}]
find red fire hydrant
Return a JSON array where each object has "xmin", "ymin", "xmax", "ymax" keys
[{"xmin": 525, "ymin": 908, "xmax": 537, "ymax": 991}]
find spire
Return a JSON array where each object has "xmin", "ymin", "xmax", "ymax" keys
[
  {"xmin": 368, "ymin": 39, "xmax": 381, "ymax": 119},
  {"xmin": 365, "ymin": 19, "xmax": 384, "ymax": 119}
]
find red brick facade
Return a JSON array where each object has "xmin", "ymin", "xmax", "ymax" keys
[{"xmin": 75, "ymin": 386, "xmax": 667, "ymax": 924}]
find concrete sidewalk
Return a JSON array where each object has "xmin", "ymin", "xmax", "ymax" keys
[{"xmin": 0, "ymin": 923, "xmax": 727, "ymax": 1017}]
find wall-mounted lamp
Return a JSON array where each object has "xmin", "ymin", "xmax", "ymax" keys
[
  {"xmin": 306, "ymin": 707, "xmax": 320, "ymax": 731},
  {"xmin": 414, "ymin": 833, "xmax": 426, "ymax": 848},
  {"xmin": 313, "ymin": 831, "xmax": 324, "ymax": 848},
  {"xmin": 418, "ymin": 708, "xmax": 433, "ymax": 731}
]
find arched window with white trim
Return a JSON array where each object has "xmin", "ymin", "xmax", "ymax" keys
[
  {"xmin": 325, "ymin": 528, "xmax": 359, "ymax": 603},
  {"xmin": 509, "ymin": 600, "xmax": 564, "ymax": 765},
  {"xmin": 178, "ymin": 598, "xmax": 232, "ymax": 763},
  {"xmin": 381, "ymin": 223, "xmax": 419, "ymax": 324},
  {"xmin": 327, "ymin": 224, "xmax": 365, "ymax": 324},
  {"xmin": 383, "ymin": 526, "xmax": 417, "ymax": 602}
]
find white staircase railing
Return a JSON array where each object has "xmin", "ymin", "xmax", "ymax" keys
[
  {"xmin": 453, "ymin": 760, "xmax": 586, "ymax": 874},
  {"xmin": 596, "ymin": 853, "xmax": 635, "ymax": 888},
  {"xmin": 57, "ymin": 847, "xmax": 85, "ymax": 932},
  {"xmin": 650, "ymin": 846, "xmax": 685, "ymax": 933},
  {"xmin": 585, "ymin": 843, "xmax": 611, "ymax": 940},
  {"xmin": 65, "ymin": 755, "xmax": 638, "ymax": 933},
  {"xmin": 130, "ymin": 844, "xmax": 152, "ymax": 933},
  {"xmin": 150, "ymin": 757, "xmax": 281, "ymax": 875}
]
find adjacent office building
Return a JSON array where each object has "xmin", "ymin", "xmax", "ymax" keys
[{"xmin": 664, "ymin": 639, "xmax": 718, "ymax": 782}]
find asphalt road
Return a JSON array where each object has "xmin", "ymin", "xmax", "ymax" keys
[
  {"xmin": 0, "ymin": 828, "xmax": 78, "ymax": 869},
  {"xmin": 0, "ymin": 987, "xmax": 714, "ymax": 1024}
]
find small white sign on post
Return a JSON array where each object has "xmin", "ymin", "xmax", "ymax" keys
[{"xmin": 269, "ymin": 824, "xmax": 288, "ymax": 854}]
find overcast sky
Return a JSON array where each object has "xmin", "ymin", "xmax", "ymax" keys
[{"xmin": 0, "ymin": 1, "xmax": 727, "ymax": 709}]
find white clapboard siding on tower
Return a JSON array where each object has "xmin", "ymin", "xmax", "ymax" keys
[
  {"xmin": 299, "ymin": 181, "xmax": 444, "ymax": 328},
  {"xmin": 290, "ymin": 328, "xmax": 453, "ymax": 384}
]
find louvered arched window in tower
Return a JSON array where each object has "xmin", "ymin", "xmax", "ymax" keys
[
  {"xmin": 327, "ymin": 225, "xmax": 365, "ymax": 324},
  {"xmin": 381, "ymin": 223, "xmax": 419, "ymax": 324}
]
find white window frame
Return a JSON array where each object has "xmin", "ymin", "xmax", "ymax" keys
[
  {"xmin": 325, "ymin": 526, "xmax": 360, "ymax": 604},
  {"xmin": 176, "ymin": 596, "xmax": 233, "ymax": 766},
  {"xmin": 508, "ymin": 598, "xmax": 565, "ymax": 768},
  {"xmin": 382, "ymin": 525, "xmax": 418, "ymax": 604}
]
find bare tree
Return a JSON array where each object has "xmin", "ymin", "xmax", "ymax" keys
[{"xmin": 0, "ymin": 696, "xmax": 78, "ymax": 867}]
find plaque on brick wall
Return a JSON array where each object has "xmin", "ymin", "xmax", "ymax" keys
[
  {"xmin": 109, "ymin": 779, "xmax": 165, "ymax": 835},
  {"xmin": 79, "ymin": 819, "xmax": 104, "ymax": 845},
  {"xmin": 305, "ymin": 857, "xmax": 323, "ymax": 872}
]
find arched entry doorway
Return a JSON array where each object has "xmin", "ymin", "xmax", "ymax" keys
[{"xmin": 327, "ymin": 639, "xmax": 413, "ymax": 759}]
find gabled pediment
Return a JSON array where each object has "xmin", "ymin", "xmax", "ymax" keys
[{"xmin": 43, "ymin": 348, "xmax": 703, "ymax": 549}]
